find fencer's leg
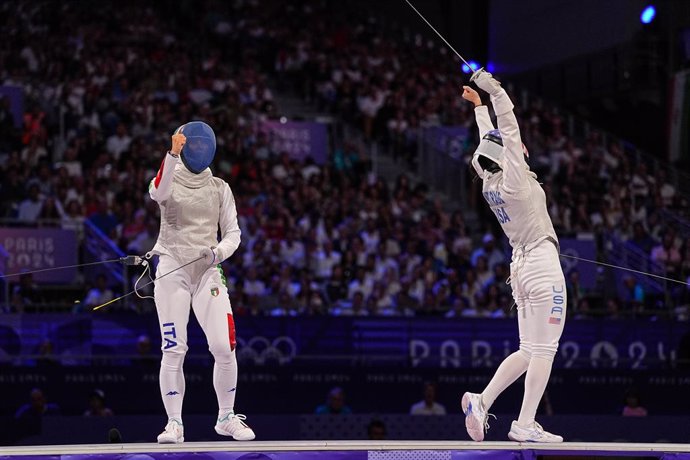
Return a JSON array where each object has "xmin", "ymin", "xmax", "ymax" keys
[
  {"xmin": 155, "ymin": 257, "xmax": 192, "ymax": 423},
  {"xmin": 193, "ymin": 265, "xmax": 255, "ymax": 440},
  {"xmin": 192, "ymin": 265, "xmax": 238, "ymax": 416},
  {"xmin": 462, "ymin": 283, "xmax": 531, "ymax": 442},
  {"xmin": 480, "ymin": 303, "xmax": 531, "ymax": 410},
  {"xmin": 516, "ymin": 283, "xmax": 566, "ymax": 426}
]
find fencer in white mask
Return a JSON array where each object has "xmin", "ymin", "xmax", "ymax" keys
[
  {"xmin": 460, "ymin": 71, "xmax": 566, "ymax": 443},
  {"xmin": 148, "ymin": 121, "xmax": 255, "ymax": 443}
]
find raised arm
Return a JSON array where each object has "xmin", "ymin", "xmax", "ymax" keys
[
  {"xmin": 149, "ymin": 132, "xmax": 185, "ymax": 203},
  {"xmin": 471, "ymin": 70, "xmax": 528, "ymax": 193},
  {"xmin": 462, "ymin": 86, "xmax": 494, "ymax": 138}
]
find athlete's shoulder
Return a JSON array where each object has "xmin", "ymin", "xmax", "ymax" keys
[
  {"xmin": 210, "ymin": 176, "xmax": 230, "ymax": 188},
  {"xmin": 211, "ymin": 176, "xmax": 237, "ymax": 197}
]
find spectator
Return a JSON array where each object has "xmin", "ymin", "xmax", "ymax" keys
[
  {"xmin": 88, "ymin": 200, "xmax": 119, "ymax": 238},
  {"xmin": 127, "ymin": 218, "xmax": 159, "ymax": 255},
  {"xmin": 17, "ymin": 184, "xmax": 43, "ymax": 223},
  {"xmin": 135, "ymin": 334, "xmax": 157, "ymax": 370},
  {"xmin": 280, "ymin": 230, "xmax": 306, "ymax": 269},
  {"xmin": 315, "ymin": 387, "xmax": 352, "ymax": 415},
  {"xmin": 606, "ymin": 298, "xmax": 623, "ymax": 320},
  {"xmin": 471, "ymin": 233, "xmax": 506, "ymax": 269},
  {"xmin": 566, "ymin": 270, "xmax": 585, "ymax": 313},
  {"xmin": 367, "ymin": 419, "xmax": 387, "ymax": 440},
  {"xmin": 55, "ymin": 146, "xmax": 83, "ymax": 178},
  {"xmin": 20, "ymin": 137, "xmax": 48, "ymax": 168},
  {"xmin": 35, "ymin": 338, "xmax": 59, "ymax": 369},
  {"xmin": 445, "ymin": 296, "xmax": 468, "ymax": 318},
  {"xmin": 314, "ymin": 240, "xmax": 342, "ymax": 280},
  {"xmin": 650, "ymin": 232, "xmax": 682, "ymax": 277},
  {"xmin": 621, "ymin": 276, "xmax": 645, "ymax": 313},
  {"xmin": 473, "ymin": 256, "xmax": 493, "ymax": 288},
  {"xmin": 84, "ymin": 389, "xmax": 114, "ymax": 417},
  {"xmin": 81, "ymin": 275, "xmax": 115, "ymax": 311},
  {"xmin": 60, "ymin": 200, "xmax": 86, "ymax": 241},
  {"xmin": 105, "ymin": 123, "xmax": 132, "ymax": 160},
  {"xmin": 325, "ymin": 265, "xmax": 348, "ymax": 304},
  {"xmin": 11, "ymin": 273, "xmax": 40, "ymax": 312},
  {"xmin": 243, "ymin": 267, "xmax": 267, "ymax": 305},
  {"xmin": 121, "ymin": 208, "xmax": 147, "ymax": 243},
  {"xmin": 347, "ymin": 268, "xmax": 374, "ymax": 301},
  {"xmin": 14, "ymin": 388, "xmax": 60, "ymax": 438},
  {"xmin": 622, "ymin": 389, "xmax": 648, "ymax": 417},
  {"xmin": 36, "ymin": 195, "xmax": 63, "ymax": 227},
  {"xmin": 572, "ymin": 297, "xmax": 592, "ymax": 319},
  {"xmin": 410, "ymin": 382, "xmax": 447, "ymax": 415},
  {"xmin": 333, "ymin": 291, "xmax": 368, "ymax": 316},
  {"xmin": 15, "ymin": 388, "xmax": 61, "ymax": 420},
  {"xmin": 627, "ymin": 222, "xmax": 656, "ymax": 255}
]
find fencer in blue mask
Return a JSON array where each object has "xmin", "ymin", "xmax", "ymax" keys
[
  {"xmin": 148, "ymin": 121, "xmax": 255, "ymax": 443},
  {"xmin": 177, "ymin": 121, "xmax": 217, "ymax": 174}
]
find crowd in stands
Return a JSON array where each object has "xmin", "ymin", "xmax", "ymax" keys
[
  {"xmin": 1, "ymin": 1, "xmax": 688, "ymax": 319},
  {"xmin": 268, "ymin": 0, "xmax": 690, "ymax": 314}
]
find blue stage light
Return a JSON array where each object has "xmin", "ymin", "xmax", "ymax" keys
[
  {"xmin": 641, "ymin": 5, "xmax": 656, "ymax": 24},
  {"xmin": 462, "ymin": 61, "xmax": 480, "ymax": 74}
]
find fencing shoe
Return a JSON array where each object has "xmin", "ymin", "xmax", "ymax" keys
[
  {"xmin": 462, "ymin": 392, "xmax": 495, "ymax": 441},
  {"xmin": 157, "ymin": 419, "xmax": 184, "ymax": 444},
  {"xmin": 215, "ymin": 413, "xmax": 256, "ymax": 441},
  {"xmin": 508, "ymin": 420, "xmax": 563, "ymax": 443}
]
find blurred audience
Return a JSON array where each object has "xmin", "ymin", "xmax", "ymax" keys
[{"xmin": 0, "ymin": 0, "xmax": 688, "ymax": 320}]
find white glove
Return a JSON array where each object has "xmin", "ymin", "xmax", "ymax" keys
[
  {"xmin": 470, "ymin": 68, "xmax": 503, "ymax": 96},
  {"xmin": 200, "ymin": 247, "xmax": 218, "ymax": 266}
]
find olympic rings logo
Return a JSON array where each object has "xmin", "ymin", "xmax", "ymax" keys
[{"xmin": 236, "ymin": 336, "xmax": 298, "ymax": 365}]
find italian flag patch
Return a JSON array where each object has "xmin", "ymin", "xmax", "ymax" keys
[{"xmin": 210, "ymin": 287, "xmax": 219, "ymax": 297}]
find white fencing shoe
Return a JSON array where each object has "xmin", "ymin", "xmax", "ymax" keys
[
  {"xmin": 157, "ymin": 419, "xmax": 184, "ymax": 444},
  {"xmin": 508, "ymin": 420, "xmax": 563, "ymax": 443},
  {"xmin": 215, "ymin": 413, "xmax": 256, "ymax": 441},
  {"xmin": 462, "ymin": 392, "xmax": 495, "ymax": 441}
]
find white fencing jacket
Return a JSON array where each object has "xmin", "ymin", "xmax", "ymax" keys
[
  {"xmin": 148, "ymin": 153, "xmax": 241, "ymax": 266},
  {"xmin": 475, "ymin": 91, "xmax": 558, "ymax": 251}
]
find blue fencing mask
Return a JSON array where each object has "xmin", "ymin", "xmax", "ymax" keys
[{"xmin": 175, "ymin": 121, "xmax": 216, "ymax": 174}]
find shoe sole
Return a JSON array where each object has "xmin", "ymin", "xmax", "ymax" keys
[
  {"xmin": 215, "ymin": 426, "xmax": 256, "ymax": 441},
  {"xmin": 508, "ymin": 431, "xmax": 563, "ymax": 443},
  {"xmin": 157, "ymin": 436, "xmax": 184, "ymax": 444},
  {"xmin": 461, "ymin": 392, "xmax": 484, "ymax": 442}
]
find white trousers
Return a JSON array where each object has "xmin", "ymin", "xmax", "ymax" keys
[
  {"xmin": 481, "ymin": 239, "xmax": 566, "ymax": 425},
  {"xmin": 154, "ymin": 254, "xmax": 238, "ymax": 421},
  {"xmin": 511, "ymin": 238, "xmax": 566, "ymax": 360}
]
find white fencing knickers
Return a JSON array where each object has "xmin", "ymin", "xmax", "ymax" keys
[
  {"xmin": 154, "ymin": 254, "xmax": 238, "ymax": 421},
  {"xmin": 481, "ymin": 238, "xmax": 566, "ymax": 425}
]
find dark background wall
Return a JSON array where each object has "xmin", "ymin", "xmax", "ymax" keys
[
  {"xmin": 343, "ymin": 0, "xmax": 489, "ymax": 66},
  {"xmin": 345, "ymin": 0, "xmax": 689, "ymax": 157},
  {"xmin": 488, "ymin": 0, "xmax": 646, "ymax": 74},
  {"xmin": 485, "ymin": 0, "xmax": 690, "ymax": 158}
]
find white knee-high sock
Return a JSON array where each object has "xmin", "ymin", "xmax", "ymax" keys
[
  {"xmin": 214, "ymin": 357, "xmax": 238, "ymax": 417},
  {"xmin": 517, "ymin": 356, "xmax": 553, "ymax": 426},
  {"xmin": 481, "ymin": 350, "xmax": 530, "ymax": 410},
  {"xmin": 160, "ymin": 353, "xmax": 186, "ymax": 422}
]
